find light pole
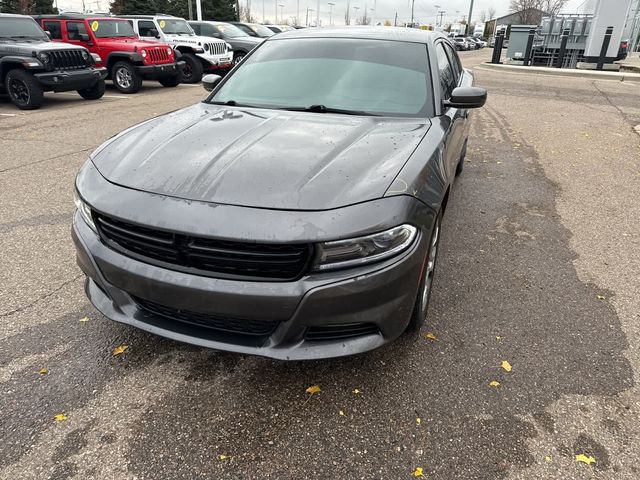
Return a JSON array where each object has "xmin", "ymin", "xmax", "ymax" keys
[
  {"xmin": 328, "ymin": 2, "xmax": 335, "ymax": 25},
  {"xmin": 316, "ymin": 0, "xmax": 320, "ymax": 26},
  {"xmin": 466, "ymin": 0, "xmax": 475, "ymax": 35},
  {"xmin": 275, "ymin": 0, "xmax": 278, "ymax": 22},
  {"xmin": 306, "ymin": 7, "xmax": 314, "ymax": 26},
  {"xmin": 434, "ymin": 4, "xmax": 440, "ymax": 27},
  {"xmin": 353, "ymin": 5, "xmax": 359, "ymax": 24},
  {"xmin": 278, "ymin": 3, "xmax": 284, "ymax": 23},
  {"xmin": 263, "ymin": 0, "xmax": 265, "ymax": 23},
  {"xmin": 437, "ymin": 10, "xmax": 445, "ymax": 27},
  {"xmin": 297, "ymin": 0, "xmax": 300, "ymax": 25},
  {"xmin": 410, "ymin": 0, "xmax": 415, "ymax": 26}
]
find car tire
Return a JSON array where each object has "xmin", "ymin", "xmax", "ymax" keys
[
  {"xmin": 159, "ymin": 72, "xmax": 182, "ymax": 87},
  {"xmin": 180, "ymin": 53, "xmax": 203, "ymax": 83},
  {"xmin": 77, "ymin": 79, "xmax": 106, "ymax": 100},
  {"xmin": 6, "ymin": 69, "xmax": 44, "ymax": 110},
  {"xmin": 406, "ymin": 210, "xmax": 442, "ymax": 332},
  {"xmin": 233, "ymin": 51, "xmax": 246, "ymax": 65},
  {"xmin": 111, "ymin": 61, "xmax": 142, "ymax": 94}
]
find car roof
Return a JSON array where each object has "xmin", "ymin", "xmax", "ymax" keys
[
  {"xmin": 34, "ymin": 13, "xmax": 114, "ymax": 20},
  {"xmin": 0, "ymin": 13, "xmax": 31, "ymax": 18},
  {"xmin": 273, "ymin": 26, "xmax": 444, "ymax": 44}
]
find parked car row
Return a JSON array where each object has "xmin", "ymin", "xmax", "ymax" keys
[
  {"xmin": 449, "ymin": 34, "xmax": 486, "ymax": 51},
  {"xmin": 0, "ymin": 13, "xmax": 278, "ymax": 109}
]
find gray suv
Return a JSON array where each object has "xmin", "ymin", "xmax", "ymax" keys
[{"xmin": 189, "ymin": 21, "xmax": 263, "ymax": 65}]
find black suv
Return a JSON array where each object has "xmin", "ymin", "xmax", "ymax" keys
[{"xmin": 0, "ymin": 13, "xmax": 107, "ymax": 110}]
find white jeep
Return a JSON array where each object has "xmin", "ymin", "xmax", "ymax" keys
[{"xmin": 124, "ymin": 15, "xmax": 233, "ymax": 83}]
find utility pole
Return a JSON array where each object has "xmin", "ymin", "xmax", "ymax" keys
[
  {"xmin": 438, "ymin": 10, "xmax": 445, "ymax": 27},
  {"xmin": 275, "ymin": 0, "xmax": 278, "ymax": 23},
  {"xmin": 306, "ymin": 7, "xmax": 314, "ymax": 26},
  {"xmin": 278, "ymin": 3, "xmax": 284, "ymax": 22},
  {"xmin": 263, "ymin": 0, "xmax": 265, "ymax": 23},
  {"xmin": 316, "ymin": 0, "xmax": 320, "ymax": 26},
  {"xmin": 328, "ymin": 2, "xmax": 335, "ymax": 25},
  {"xmin": 196, "ymin": 0, "xmax": 202, "ymax": 21},
  {"xmin": 353, "ymin": 5, "xmax": 359, "ymax": 24},
  {"xmin": 394, "ymin": 11, "xmax": 397, "ymax": 26},
  {"xmin": 466, "ymin": 0, "xmax": 475, "ymax": 35},
  {"xmin": 189, "ymin": 0, "xmax": 194, "ymax": 21},
  {"xmin": 410, "ymin": 0, "xmax": 415, "ymax": 26},
  {"xmin": 296, "ymin": 0, "xmax": 299, "ymax": 25}
]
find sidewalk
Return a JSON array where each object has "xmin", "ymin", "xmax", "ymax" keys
[{"xmin": 477, "ymin": 62, "xmax": 640, "ymax": 83}]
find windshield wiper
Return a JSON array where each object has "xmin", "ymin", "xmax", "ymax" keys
[
  {"xmin": 209, "ymin": 100, "xmax": 261, "ymax": 108},
  {"xmin": 282, "ymin": 105, "xmax": 380, "ymax": 116}
]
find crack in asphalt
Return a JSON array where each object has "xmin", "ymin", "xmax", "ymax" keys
[
  {"xmin": 0, "ymin": 274, "xmax": 83, "ymax": 319},
  {"xmin": 0, "ymin": 147, "xmax": 92, "ymax": 174}
]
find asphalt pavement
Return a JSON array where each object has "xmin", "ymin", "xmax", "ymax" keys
[{"xmin": 1, "ymin": 49, "xmax": 639, "ymax": 479}]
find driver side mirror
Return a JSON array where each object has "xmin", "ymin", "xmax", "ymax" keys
[
  {"xmin": 45, "ymin": 30, "xmax": 52, "ymax": 39},
  {"xmin": 79, "ymin": 33, "xmax": 92, "ymax": 45},
  {"xmin": 149, "ymin": 28, "xmax": 160, "ymax": 38},
  {"xmin": 202, "ymin": 74, "xmax": 222, "ymax": 92},
  {"xmin": 212, "ymin": 32, "xmax": 222, "ymax": 38},
  {"xmin": 444, "ymin": 86, "xmax": 487, "ymax": 109}
]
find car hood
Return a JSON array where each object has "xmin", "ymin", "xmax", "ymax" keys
[
  {"xmin": 0, "ymin": 40, "xmax": 85, "ymax": 54},
  {"xmin": 229, "ymin": 36, "xmax": 263, "ymax": 48},
  {"xmin": 91, "ymin": 103, "xmax": 430, "ymax": 211}
]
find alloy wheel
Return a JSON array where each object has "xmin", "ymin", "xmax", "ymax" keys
[
  {"xmin": 421, "ymin": 221, "xmax": 440, "ymax": 313},
  {"xmin": 9, "ymin": 78, "xmax": 30, "ymax": 105},
  {"xmin": 182, "ymin": 63, "xmax": 193, "ymax": 81},
  {"xmin": 234, "ymin": 54, "xmax": 245, "ymax": 65},
  {"xmin": 115, "ymin": 67, "xmax": 132, "ymax": 89}
]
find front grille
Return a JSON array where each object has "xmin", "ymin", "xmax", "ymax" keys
[
  {"xmin": 305, "ymin": 323, "xmax": 380, "ymax": 341},
  {"xmin": 147, "ymin": 47, "xmax": 171, "ymax": 63},
  {"xmin": 95, "ymin": 213, "xmax": 312, "ymax": 281},
  {"xmin": 48, "ymin": 49, "xmax": 89, "ymax": 71},
  {"xmin": 134, "ymin": 296, "xmax": 279, "ymax": 337},
  {"xmin": 206, "ymin": 42, "xmax": 227, "ymax": 56}
]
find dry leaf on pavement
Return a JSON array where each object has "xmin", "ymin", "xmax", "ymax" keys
[
  {"xmin": 576, "ymin": 454, "xmax": 596, "ymax": 465},
  {"xmin": 501, "ymin": 360, "xmax": 512, "ymax": 372},
  {"xmin": 305, "ymin": 385, "xmax": 321, "ymax": 395},
  {"xmin": 112, "ymin": 345, "xmax": 129, "ymax": 356},
  {"xmin": 413, "ymin": 466, "xmax": 425, "ymax": 477},
  {"xmin": 425, "ymin": 332, "xmax": 437, "ymax": 341},
  {"xmin": 489, "ymin": 380, "xmax": 500, "ymax": 387},
  {"xmin": 54, "ymin": 413, "xmax": 67, "ymax": 422},
  {"xmin": 38, "ymin": 368, "xmax": 48, "ymax": 375},
  {"xmin": 79, "ymin": 316, "xmax": 90, "ymax": 322}
]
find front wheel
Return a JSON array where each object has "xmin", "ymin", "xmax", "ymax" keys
[
  {"xmin": 111, "ymin": 61, "xmax": 142, "ymax": 94},
  {"xmin": 406, "ymin": 211, "xmax": 442, "ymax": 332},
  {"xmin": 6, "ymin": 69, "xmax": 44, "ymax": 110},
  {"xmin": 77, "ymin": 79, "xmax": 106, "ymax": 100},
  {"xmin": 180, "ymin": 53, "xmax": 204, "ymax": 83},
  {"xmin": 233, "ymin": 51, "xmax": 246, "ymax": 65}
]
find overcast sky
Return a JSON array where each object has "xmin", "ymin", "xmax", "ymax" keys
[{"xmin": 59, "ymin": 0, "xmax": 592, "ymax": 26}]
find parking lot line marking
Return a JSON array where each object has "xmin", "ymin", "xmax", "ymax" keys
[
  {"xmin": 0, "ymin": 113, "xmax": 17, "ymax": 117},
  {"xmin": 55, "ymin": 93, "xmax": 132, "ymax": 99}
]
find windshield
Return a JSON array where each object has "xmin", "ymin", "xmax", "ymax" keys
[
  {"xmin": 0, "ymin": 17, "xmax": 48, "ymax": 40},
  {"xmin": 249, "ymin": 24, "xmax": 275, "ymax": 37},
  {"xmin": 159, "ymin": 19, "xmax": 194, "ymax": 35},
  {"xmin": 90, "ymin": 19, "xmax": 136, "ymax": 38},
  {"xmin": 209, "ymin": 38, "xmax": 431, "ymax": 117},
  {"xmin": 214, "ymin": 24, "xmax": 248, "ymax": 38}
]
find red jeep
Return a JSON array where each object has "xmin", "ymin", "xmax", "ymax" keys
[{"xmin": 34, "ymin": 14, "xmax": 184, "ymax": 93}]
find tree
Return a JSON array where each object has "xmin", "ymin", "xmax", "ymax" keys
[
  {"xmin": 33, "ymin": 0, "xmax": 57, "ymax": 14},
  {"xmin": 509, "ymin": 0, "xmax": 567, "ymax": 21},
  {"xmin": 344, "ymin": 0, "xmax": 351, "ymax": 26},
  {"xmin": 487, "ymin": 6, "xmax": 496, "ymax": 20},
  {"xmin": 479, "ymin": 10, "xmax": 487, "ymax": 23},
  {"xmin": 0, "ymin": 0, "xmax": 22, "ymax": 13}
]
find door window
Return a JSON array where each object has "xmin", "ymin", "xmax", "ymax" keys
[
  {"xmin": 66, "ymin": 21, "xmax": 88, "ymax": 41},
  {"xmin": 43, "ymin": 21, "xmax": 62, "ymax": 39},
  {"xmin": 435, "ymin": 42, "xmax": 456, "ymax": 99},
  {"xmin": 138, "ymin": 20, "xmax": 157, "ymax": 37},
  {"xmin": 443, "ymin": 43, "xmax": 463, "ymax": 83}
]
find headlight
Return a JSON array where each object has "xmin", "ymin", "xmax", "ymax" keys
[
  {"xmin": 312, "ymin": 224, "xmax": 417, "ymax": 271},
  {"xmin": 203, "ymin": 43, "xmax": 209, "ymax": 51},
  {"xmin": 141, "ymin": 49, "xmax": 147, "ymax": 58},
  {"xmin": 225, "ymin": 42, "xmax": 232, "ymax": 51},
  {"xmin": 74, "ymin": 189, "xmax": 97, "ymax": 232},
  {"xmin": 167, "ymin": 47, "xmax": 173, "ymax": 55},
  {"xmin": 38, "ymin": 52, "xmax": 50, "ymax": 63},
  {"xmin": 90, "ymin": 52, "xmax": 101, "ymax": 63},
  {"xmin": 80, "ymin": 50, "xmax": 89, "ymax": 61}
]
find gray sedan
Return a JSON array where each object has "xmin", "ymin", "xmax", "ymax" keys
[
  {"xmin": 72, "ymin": 27, "xmax": 486, "ymax": 360},
  {"xmin": 189, "ymin": 21, "xmax": 263, "ymax": 65}
]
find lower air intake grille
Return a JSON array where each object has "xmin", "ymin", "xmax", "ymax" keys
[
  {"xmin": 134, "ymin": 296, "xmax": 279, "ymax": 337},
  {"xmin": 305, "ymin": 323, "xmax": 380, "ymax": 341}
]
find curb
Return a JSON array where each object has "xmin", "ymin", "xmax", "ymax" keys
[{"xmin": 476, "ymin": 62, "xmax": 640, "ymax": 83}]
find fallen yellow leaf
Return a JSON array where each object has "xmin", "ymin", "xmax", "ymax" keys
[
  {"xmin": 425, "ymin": 332, "xmax": 437, "ymax": 341},
  {"xmin": 576, "ymin": 454, "xmax": 596, "ymax": 465},
  {"xmin": 544, "ymin": 455, "xmax": 552, "ymax": 463},
  {"xmin": 339, "ymin": 410, "xmax": 345, "ymax": 416},
  {"xmin": 352, "ymin": 388, "xmax": 361, "ymax": 394},
  {"xmin": 39, "ymin": 368, "xmax": 48, "ymax": 375},
  {"xmin": 489, "ymin": 380, "xmax": 500, "ymax": 387},
  {"xmin": 496, "ymin": 336, "xmax": 502, "ymax": 341},
  {"xmin": 54, "ymin": 413, "xmax": 67, "ymax": 422},
  {"xmin": 79, "ymin": 316, "xmax": 90, "ymax": 322},
  {"xmin": 501, "ymin": 360, "xmax": 512, "ymax": 372},
  {"xmin": 416, "ymin": 417, "xmax": 421, "ymax": 425},
  {"xmin": 413, "ymin": 467, "xmax": 425, "ymax": 477},
  {"xmin": 218, "ymin": 454, "xmax": 227, "ymax": 461},
  {"xmin": 305, "ymin": 385, "xmax": 321, "ymax": 395},
  {"xmin": 112, "ymin": 345, "xmax": 129, "ymax": 356},
  {"xmin": 596, "ymin": 295, "xmax": 605, "ymax": 300}
]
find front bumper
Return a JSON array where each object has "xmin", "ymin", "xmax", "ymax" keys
[
  {"xmin": 73, "ymin": 213, "xmax": 427, "ymax": 360},
  {"xmin": 35, "ymin": 67, "xmax": 107, "ymax": 91},
  {"xmin": 198, "ymin": 52, "xmax": 233, "ymax": 70},
  {"xmin": 135, "ymin": 61, "xmax": 185, "ymax": 79}
]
